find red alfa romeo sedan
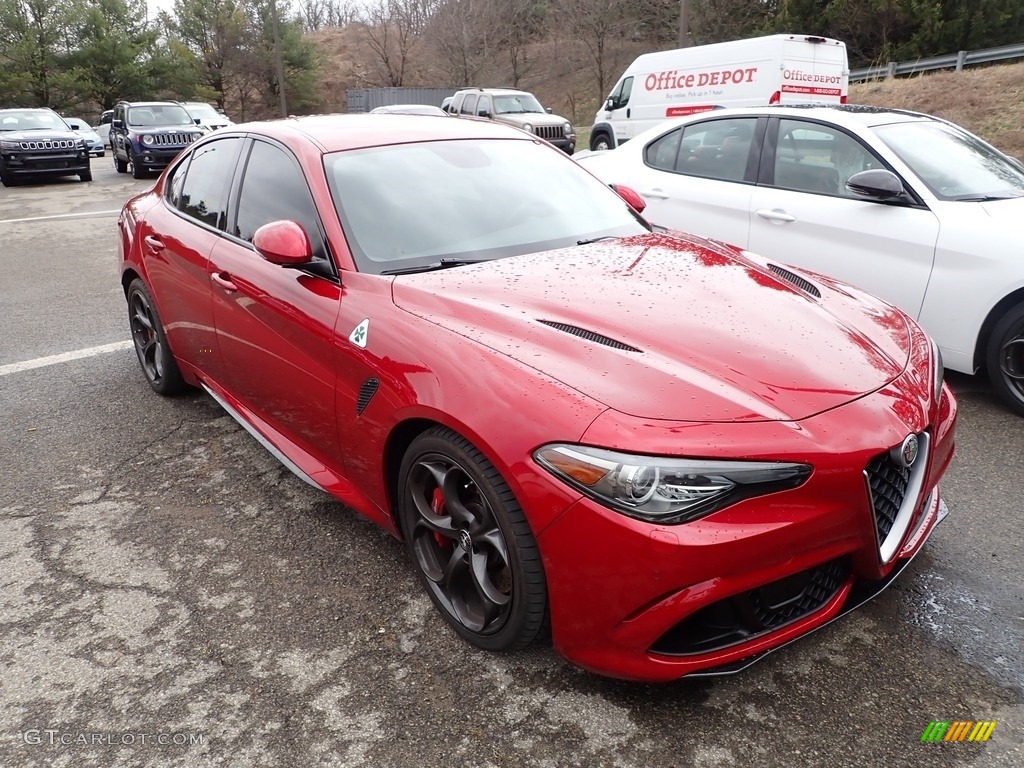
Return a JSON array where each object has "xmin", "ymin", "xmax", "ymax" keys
[{"xmin": 118, "ymin": 115, "xmax": 956, "ymax": 682}]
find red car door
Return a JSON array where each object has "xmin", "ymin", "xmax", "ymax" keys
[
  {"xmin": 137, "ymin": 137, "xmax": 244, "ymax": 386},
  {"xmin": 208, "ymin": 138, "xmax": 343, "ymax": 475}
]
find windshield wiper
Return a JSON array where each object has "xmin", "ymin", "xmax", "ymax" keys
[
  {"xmin": 952, "ymin": 193, "xmax": 1023, "ymax": 202},
  {"xmin": 576, "ymin": 235, "xmax": 620, "ymax": 246},
  {"xmin": 381, "ymin": 258, "xmax": 486, "ymax": 275}
]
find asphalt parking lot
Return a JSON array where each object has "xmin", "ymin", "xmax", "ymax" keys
[{"xmin": 1, "ymin": 160, "xmax": 1022, "ymax": 767}]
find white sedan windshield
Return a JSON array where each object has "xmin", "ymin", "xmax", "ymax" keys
[
  {"xmin": 326, "ymin": 139, "xmax": 648, "ymax": 272},
  {"xmin": 876, "ymin": 121, "xmax": 1024, "ymax": 201}
]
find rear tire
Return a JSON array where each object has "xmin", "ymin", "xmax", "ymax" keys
[
  {"xmin": 986, "ymin": 301, "xmax": 1024, "ymax": 416},
  {"xmin": 126, "ymin": 278, "xmax": 186, "ymax": 395}
]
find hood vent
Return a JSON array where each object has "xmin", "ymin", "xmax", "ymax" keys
[
  {"xmin": 537, "ymin": 320, "xmax": 642, "ymax": 352},
  {"xmin": 767, "ymin": 264, "xmax": 821, "ymax": 298}
]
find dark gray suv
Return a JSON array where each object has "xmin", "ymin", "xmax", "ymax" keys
[{"xmin": 0, "ymin": 108, "xmax": 91, "ymax": 186}]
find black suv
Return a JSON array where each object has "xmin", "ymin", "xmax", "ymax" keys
[
  {"xmin": 110, "ymin": 101, "xmax": 205, "ymax": 178},
  {"xmin": 0, "ymin": 107, "xmax": 91, "ymax": 186}
]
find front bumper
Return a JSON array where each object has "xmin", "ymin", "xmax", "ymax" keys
[
  {"xmin": 534, "ymin": 380, "xmax": 957, "ymax": 682},
  {"xmin": 132, "ymin": 147, "xmax": 187, "ymax": 170},
  {"xmin": 1, "ymin": 150, "xmax": 90, "ymax": 176}
]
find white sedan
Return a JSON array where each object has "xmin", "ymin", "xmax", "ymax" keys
[{"xmin": 577, "ymin": 105, "xmax": 1024, "ymax": 415}]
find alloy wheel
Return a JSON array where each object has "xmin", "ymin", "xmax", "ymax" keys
[{"xmin": 130, "ymin": 289, "xmax": 164, "ymax": 385}]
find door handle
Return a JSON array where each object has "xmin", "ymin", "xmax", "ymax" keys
[
  {"xmin": 143, "ymin": 235, "xmax": 164, "ymax": 252},
  {"xmin": 626, "ymin": 108, "xmax": 631, "ymax": 118},
  {"xmin": 640, "ymin": 189, "xmax": 670, "ymax": 200},
  {"xmin": 212, "ymin": 272, "xmax": 238, "ymax": 292},
  {"xmin": 755, "ymin": 208, "xmax": 797, "ymax": 223}
]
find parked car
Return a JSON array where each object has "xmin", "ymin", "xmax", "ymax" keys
[
  {"xmin": 0, "ymin": 107, "xmax": 92, "ymax": 185},
  {"xmin": 62, "ymin": 116, "xmax": 105, "ymax": 156},
  {"xmin": 448, "ymin": 88, "xmax": 575, "ymax": 154},
  {"xmin": 93, "ymin": 109, "xmax": 113, "ymax": 147},
  {"xmin": 369, "ymin": 104, "xmax": 447, "ymax": 116},
  {"xmin": 118, "ymin": 114, "xmax": 955, "ymax": 682},
  {"xmin": 181, "ymin": 101, "xmax": 234, "ymax": 131},
  {"xmin": 110, "ymin": 100, "xmax": 205, "ymax": 178},
  {"xmin": 577, "ymin": 104, "xmax": 1024, "ymax": 416}
]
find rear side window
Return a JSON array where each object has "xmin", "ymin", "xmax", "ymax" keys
[
  {"xmin": 645, "ymin": 128, "xmax": 683, "ymax": 170},
  {"xmin": 176, "ymin": 138, "xmax": 241, "ymax": 229},
  {"xmin": 677, "ymin": 118, "xmax": 758, "ymax": 181},
  {"xmin": 234, "ymin": 140, "xmax": 329, "ymax": 262}
]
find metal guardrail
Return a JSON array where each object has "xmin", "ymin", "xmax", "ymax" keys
[{"xmin": 849, "ymin": 41, "xmax": 1024, "ymax": 82}]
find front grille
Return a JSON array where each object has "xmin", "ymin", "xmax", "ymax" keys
[
  {"xmin": 865, "ymin": 453, "xmax": 911, "ymax": 543},
  {"xmin": 534, "ymin": 125, "xmax": 563, "ymax": 141},
  {"xmin": 19, "ymin": 139, "xmax": 76, "ymax": 150},
  {"xmin": 149, "ymin": 132, "xmax": 202, "ymax": 146},
  {"xmin": 651, "ymin": 557, "xmax": 850, "ymax": 656}
]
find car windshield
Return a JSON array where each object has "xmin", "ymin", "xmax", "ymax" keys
[
  {"xmin": 0, "ymin": 109, "xmax": 69, "ymax": 132},
  {"xmin": 874, "ymin": 120, "xmax": 1024, "ymax": 201},
  {"xmin": 326, "ymin": 138, "xmax": 649, "ymax": 273},
  {"xmin": 128, "ymin": 105, "xmax": 194, "ymax": 127},
  {"xmin": 493, "ymin": 94, "xmax": 545, "ymax": 115},
  {"xmin": 186, "ymin": 103, "xmax": 220, "ymax": 120}
]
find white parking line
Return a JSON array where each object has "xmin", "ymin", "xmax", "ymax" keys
[
  {"xmin": 0, "ymin": 341, "xmax": 133, "ymax": 376},
  {"xmin": 0, "ymin": 209, "xmax": 121, "ymax": 225}
]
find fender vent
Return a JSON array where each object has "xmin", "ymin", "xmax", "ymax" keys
[
  {"xmin": 537, "ymin": 320, "xmax": 642, "ymax": 352},
  {"xmin": 767, "ymin": 264, "xmax": 821, "ymax": 298},
  {"xmin": 356, "ymin": 378, "xmax": 379, "ymax": 415}
]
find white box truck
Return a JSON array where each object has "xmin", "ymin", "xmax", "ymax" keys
[{"xmin": 589, "ymin": 34, "xmax": 849, "ymax": 151}]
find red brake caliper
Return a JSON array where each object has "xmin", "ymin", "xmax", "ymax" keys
[{"xmin": 431, "ymin": 488, "xmax": 450, "ymax": 549}]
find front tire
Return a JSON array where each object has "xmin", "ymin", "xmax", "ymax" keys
[
  {"xmin": 79, "ymin": 168, "xmax": 92, "ymax": 182},
  {"xmin": 129, "ymin": 149, "xmax": 147, "ymax": 179},
  {"xmin": 114, "ymin": 149, "xmax": 127, "ymax": 174},
  {"xmin": 127, "ymin": 278, "xmax": 186, "ymax": 395},
  {"xmin": 397, "ymin": 427, "xmax": 547, "ymax": 651},
  {"xmin": 590, "ymin": 132, "xmax": 612, "ymax": 151},
  {"xmin": 986, "ymin": 301, "xmax": 1024, "ymax": 416}
]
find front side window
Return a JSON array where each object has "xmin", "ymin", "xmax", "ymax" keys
[
  {"xmin": 177, "ymin": 138, "xmax": 240, "ymax": 229},
  {"xmin": 234, "ymin": 140, "xmax": 328, "ymax": 261},
  {"xmin": 477, "ymin": 96, "xmax": 492, "ymax": 117},
  {"xmin": 874, "ymin": 119, "xmax": 1024, "ymax": 201},
  {"xmin": 773, "ymin": 119, "xmax": 878, "ymax": 197},
  {"xmin": 460, "ymin": 95, "xmax": 478, "ymax": 116},
  {"xmin": 608, "ymin": 77, "xmax": 634, "ymax": 110},
  {"xmin": 325, "ymin": 138, "xmax": 649, "ymax": 273}
]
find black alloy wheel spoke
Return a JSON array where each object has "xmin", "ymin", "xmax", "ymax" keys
[
  {"xmin": 410, "ymin": 476, "xmax": 457, "ymax": 538},
  {"xmin": 1001, "ymin": 336, "xmax": 1024, "ymax": 383},
  {"xmin": 477, "ymin": 527, "xmax": 510, "ymax": 564},
  {"xmin": 470, "ymin": 549, "xmax": 511, "ymax": 607}
]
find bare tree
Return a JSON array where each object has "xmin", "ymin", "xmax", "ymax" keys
[
  {"xmin": 424, "ymin": 0, "xmax": 496, "ymax": 86},
  {"xmin": 556, "ymin": 0, "xmax": 630, "ymax": 98},
  {"xmin": 300, "ymin": 0, "xmax": 359, "ymax": 32},
  {"xmin": 360, "ymin": 0, "xmax": 436, "ymax": 86},
  {"xmin": 498, "ymin": 0, "xmax": 545, "ymax": 87}
]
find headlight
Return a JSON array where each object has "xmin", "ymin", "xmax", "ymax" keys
[
  {"xmin": 141, "ymin": 134, "xmax": 154, "ymax": 146},
  {"xmin": 534, "ymin": 444, "xmax": 811, "ymax": 524},
  {"xmin": 931, "ymin": 339, "xmax": 944, "ymax": 401},
  {"xmin": 0, "ymin": 139, "xmax": 19, "ymax": 149},
  {"xmin": 522, "ymin": 123, "xmax": 533, "ymax": 133},
  {"xmin": 563, "ymin": 122, "xmax": 573, "ymax": 136}
]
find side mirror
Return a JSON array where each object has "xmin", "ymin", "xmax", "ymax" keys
[
  {"xmin": 610, "ymin": 183, "xmax": 646, "ymax": 214},
  {"xmin": 846, "ymin": 169, "xmax": 904, "ymax": 200},
  {"xmin": 112, "ymin": 118, "xmax": 124, "ymax": 129},
  {"xmin": 477, "ymin": 108, "xmax": 491, "ymax": 118},
  {"xmin": 253, "ymin": 220, "xmax": 313, "ymax": 266},
  {"xmin": 604, "ymin": 98, "xmax": 615, "ymax": 111},
  {"xmin": 546, "ymin": 107, "xmax": 553, "ymax": 114}
]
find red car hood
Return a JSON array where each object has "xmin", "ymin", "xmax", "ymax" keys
[{"xmin": 391, "ymin": 232, "xmax": 911, "ymax": 422}]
